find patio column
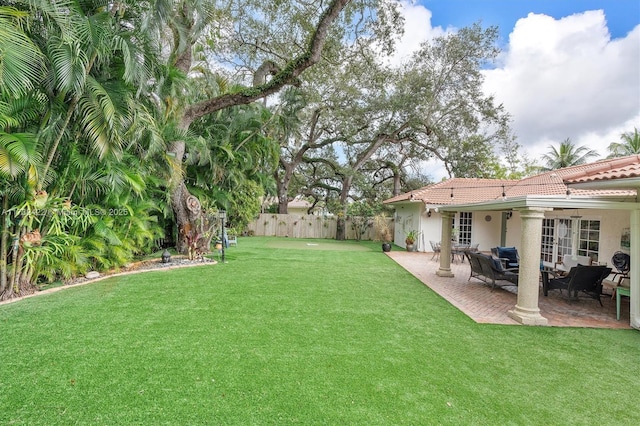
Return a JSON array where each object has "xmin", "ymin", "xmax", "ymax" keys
[
  {"xmin": 508, "ymin": 208, "xmax": 549, "ymax": 325},
  {"xmin": 630, "ymin": 209, "xmax": 640, "ymax": 330},
  {"xmin": 437, "ymin": 211, "xmax": 454, "ymax": 277}
]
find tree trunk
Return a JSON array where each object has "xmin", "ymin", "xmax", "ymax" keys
[
  {"xmin": 278, "ymin": 194, "xmax": 289, "ymax": 214},
  {"xmin": 335, "ymin": 176, "xmax": 353, "ymax": 240},
  {"xmin": 276, "ymin": 160, "xmax": 296, "ymax": 214},
  {"xmin": 0, "ymin": 195, "xmax": 8, "ymax": 294},
  {"xmin": 167, "ymin": 0, "xmax": 351, "ymax": 251},
  {"xmin": 168, "ymin": 138, "xmax": 214, "ymax": 255},
  {"xmin": 336, "ymin": 214, "xmax": 346, "ymax": 241}
]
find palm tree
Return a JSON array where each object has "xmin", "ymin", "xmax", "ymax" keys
[
  {"xmin": 607, "ymin": 128, "xmax": 640, "ymax": 158},
  {"xmin": 0, "ymin": 5, "xmax": 45, "ymax": 98},
  {"xmin": 540, "ymin": 138, "xmax": 600, "ymax": 170}
]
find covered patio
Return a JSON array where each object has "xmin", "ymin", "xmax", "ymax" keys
[{"xmin": 388, "ymin": 250, "xmax": 632, "ymax": 329}]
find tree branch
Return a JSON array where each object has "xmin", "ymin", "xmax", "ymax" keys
[{"xmin": 182, "ymin": 0, "xmax": 351, "ymax": 127}]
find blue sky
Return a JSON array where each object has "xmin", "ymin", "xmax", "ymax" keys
[
  {"xmin": 420, "ymin": 0, "xmax": 639, "ymax": 41},
  {"xmin": 395, "ymin": 1, "xmax": 640, "ymax": 178}
]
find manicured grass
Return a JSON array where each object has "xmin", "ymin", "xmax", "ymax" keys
[{"xmin": 1, "ymin": 237, "xmax": 638, "ymax": 425}]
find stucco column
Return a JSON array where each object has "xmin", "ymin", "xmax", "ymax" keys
[
  {"xmin": 630, "ymin": 209, "xmax": 640, "ymax": 330},
  {"xmin": 508, "ymin": 208, "xmax": 549, "ymax": 325},
  {"xmin": 437, "ymin": 211, "xmax": 454, "ymax": 277}
]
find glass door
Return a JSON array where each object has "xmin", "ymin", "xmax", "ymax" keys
[
  {"xmin": 541, "ymin": 219, "xmax": 555, "ymax": 264},
  {"xmin": 541, "ymin": 218, "xmax": 573, "ymax": 265},
  {"xmin": 556, "ymin": 218, "xmax": 573, "ymax": 262}
]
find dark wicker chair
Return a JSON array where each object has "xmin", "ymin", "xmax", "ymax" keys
[
  {"xmin": 545, "ymin": 265, "xmax": 612, "ymax": 305},
  {"xmin": 490, "ymin": 246, "xmax": 520, "ymax": 270}
]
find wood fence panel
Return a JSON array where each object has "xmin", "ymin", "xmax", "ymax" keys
[{"xmin": 246, "ymin": 214, "xmax": 393, "ymax": 241}]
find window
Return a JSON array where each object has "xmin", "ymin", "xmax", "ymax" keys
[
  {"xmin": 578, "ymin": 220, "xmax": 600, "ymax": 262},
  {"xmin": 458, "ymin": 212, "xmax": 472, "ymax": 245},
  {"xmin": 541, "ymin": 219, "xmax": 555, "ymax": 263}
]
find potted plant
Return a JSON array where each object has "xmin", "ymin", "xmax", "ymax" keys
[
  {"xmin": 451, "ymin": 227, "xmax": 459, "ymax": 243},
  {"xmin": 405, "ymin": 230, "xmax": 419, "ymax": 252},
  {"xmin": 373, "ymin": 214, "xmax": 393, "ymax": 252}
]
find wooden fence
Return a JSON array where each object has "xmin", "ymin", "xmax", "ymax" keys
[{"xmin": 246, "ymin": 213, "xmax": 394, "ymax": 241}]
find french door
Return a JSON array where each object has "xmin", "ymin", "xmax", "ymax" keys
[{"xmin": 540, "ymin": 218, "xmax": 573, "ymax": 265}]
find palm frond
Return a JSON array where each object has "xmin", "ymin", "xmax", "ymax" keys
[
  {"xmin": 0, "ymin": 132, "xmax": 39, "ymax": 178},
  {"xmin": 48, "ymin": 36, "xmax": 89, "ymax": 95},
  {"xmin": 0, "ymin": 6, "xmax": 46, "ymax": 97}
]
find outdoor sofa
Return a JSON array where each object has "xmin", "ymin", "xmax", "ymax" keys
[{"xmin": 465, "ymin": 251, "xmax": 519, "ymax": 289}]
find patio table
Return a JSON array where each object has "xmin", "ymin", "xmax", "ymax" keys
[{"xmin": 451, "ymin": 243, "xmax": 470, "ymax": 263}]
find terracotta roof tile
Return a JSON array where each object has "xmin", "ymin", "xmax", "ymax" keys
[
  {"xmin": 384, "ymin": 178, "xmax": 519, "ymax": 205},
  {"xmin": 562, "ymin": 155, "xmax": 640, "ymax": 183},
  {"xmin": 384, "ymin": 156, "xmax": 639, "ymax": 206}
]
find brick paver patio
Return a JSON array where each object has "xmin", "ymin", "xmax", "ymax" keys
[{"xmin": 387, "ymin": 251, "xmax": 632, "ymax": 329}]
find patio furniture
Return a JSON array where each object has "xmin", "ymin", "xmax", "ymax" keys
[
  {"xmin": 491, "ymin": 246, "xmax": 520, "ymax": 270},
  {"xmin": 452, "ymin": 243, "xmax": 470, "ymax": 263},
  {"xmin": 554, "ymin": 254, "xmax": 592, "ymax": 273},
  {"xmin": 603, "ymin": 275, "xmax": 631, "ymax": 319},
  {"xmin": 429, "ymin": 241, "xmax": 441, "ymax": 261},
  {"xmin": 617, "ymin": 283, "xmax": 630, "ymax": 321},
  {"xmin": 466, "ymin": 251, "xmax": 519, "ymax": 289},
  {"xmin": 226, "ymin": 229, "xmax": 238, "ymax": 247},
  {"xmin": 544, "ymin": 265, "xmax": 612, "ymax": 305}
]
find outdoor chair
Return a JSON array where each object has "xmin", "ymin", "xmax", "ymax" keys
[
  {"xmin": 429, "ymin": 241, "xmax": 441, "ymax": 261},
  {"xmin": 466, "ymin": 251, "xmax": 519, "ymax": 289},
  {"xmin": 491, "ymin": 246, "xmax": 520, "ymax": 270},
  {"xmin": 226, "ymin": 229, "xmax": 238, "ymax": 247},
  {"xmin": 544, "ymin": 265, "xmax": 612, "ymax": 305}
]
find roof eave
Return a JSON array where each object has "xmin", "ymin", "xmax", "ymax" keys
[
  {"xmin": 438, "ymin": 195, "xmax": 640, "ymax": 212},
  {"xmin": 567, "ymin": 177, "xmax": 640, "ymax": 190}
]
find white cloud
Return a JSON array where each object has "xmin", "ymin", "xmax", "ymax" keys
[
  {"xmin": 392, "ymin": 5, "xmax": 639, "ymax": 180},
  {"xmin": 483, "ymin": 10, "xmax": 640, "ymax": 161},
  {"xmin": 385, "ymin": 1, "xmax": 448, "ymax": 67}
]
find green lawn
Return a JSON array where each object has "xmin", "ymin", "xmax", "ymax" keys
[{"xmin": 1, "ymin": 237, "xmax": 638, "ymax": 425}]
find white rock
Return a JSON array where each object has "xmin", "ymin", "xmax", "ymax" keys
[{"xmin": 85, "ymin": 271, "xmax": 100, "ymax": 279}]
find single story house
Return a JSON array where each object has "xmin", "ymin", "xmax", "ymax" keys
[
  {"xmin": 384, "ymin": 155, "xmax": 640, "ymax": 329},
  {"xmin": 260, "ymin": 196, "xmax": 318, "ymax": 216}
]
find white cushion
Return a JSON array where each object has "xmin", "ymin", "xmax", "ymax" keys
[{"xmin": 556, "ymin": 254, "xmax": 591, "ymax": 272}]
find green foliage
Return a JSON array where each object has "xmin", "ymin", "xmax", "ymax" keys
[
  {"xmin": 227, "ymin": 180, "xmax": 264, "ymax": 232},
  {"xmin": 608, "ymin": 127, "xmax": 640, "ymax": 158},
  {"xmin": 405, "ymin": 229, "xmax": 419, "ymax": 245},
  {"xmin": 540, "ymin": 138, "xmax": 600, "ymax": 171}
]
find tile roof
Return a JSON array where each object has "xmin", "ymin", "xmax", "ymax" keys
[
  {"xmin": 288, "ymin": 199, "xmax": 312, "ymax": 208},
  {"xmin": 383, "ymin": 178, "xmax": 519, "ymax": 205},
  {"xmin": 562, "ymin": 154, "xmax": 640, "ymax": 183},
  {"xmin": 384, "ymin": 155, "xmax": 639, "ymax": 206}
]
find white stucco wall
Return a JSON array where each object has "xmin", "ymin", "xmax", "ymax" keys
[
  {"xmin": 471, "ymin": 212, "xmax": 503, "ymax": 252},
  {"xmin": 393, "ymin": 203, "xmax": 507, "ymax": 253},
  {"xmin": 394, "ymin": 202, "xmax": 424, "ymax": 250},
  {"xmin": 504, "ymin": 211, "xmax": 522, "ymax": 248}
]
